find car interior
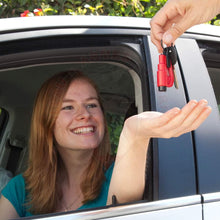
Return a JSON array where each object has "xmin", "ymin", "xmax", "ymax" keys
[
  {"xmin": 0, "ymin": 32, "xmax": 154, "ymax": 206},
  {"xmin": 0, "ymin": 61, "xmax": 139, "ymax": 181},
  {"xmin": 208, "ymin": 67, "xmax": 220, "ymax": 111}
]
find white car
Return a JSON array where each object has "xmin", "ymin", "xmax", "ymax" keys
[{"xmin": 0, "ymin": 15, "xmax": 220, "ymax": 219}]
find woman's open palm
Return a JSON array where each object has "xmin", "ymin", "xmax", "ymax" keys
[{"xmin": 123, "ymin": 100, "xmax": 212, "ymax": 142}]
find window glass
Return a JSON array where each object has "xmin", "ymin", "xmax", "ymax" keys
[
  {"xmin": 199, "ymin": 41, "xmax": 220, "ymax": 113},
  {"xmin": 207, "ymin": 67, "xmax": 220, "ymax": 112}
]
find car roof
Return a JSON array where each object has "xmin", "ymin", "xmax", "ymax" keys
[
  {"xmin": 0, "ymin": 15, "xmax": 219, "ymax": 38},
  {"xmin": 0, "ymin": 15, "xmax": 151, "ymax": 32}
]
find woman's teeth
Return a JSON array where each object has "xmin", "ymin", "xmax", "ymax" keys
[{"xmin": 73, "ymin": 127, "xmax": 94, "ymax": 134}]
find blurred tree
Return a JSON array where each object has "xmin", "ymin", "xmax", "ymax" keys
[
  {"xmin": 106, "ymin": 112, "xmax": 124, "ymax": 154},
  {"xmin": 0, "ymin": 0, "xmax": 219, "ymax": 25}
]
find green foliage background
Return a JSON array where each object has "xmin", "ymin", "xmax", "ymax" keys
[
  {"xmin": 0, "ymin": 0, "xmax": 219, "ymax": 25},
  {"xmin": 0, "ymin": 0, "xmax": 167, "ymax": 18}
]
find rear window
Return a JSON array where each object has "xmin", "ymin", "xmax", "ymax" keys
[{"xmin": 199, "ymin": 40, "xmax": 220, "ymax": 113}]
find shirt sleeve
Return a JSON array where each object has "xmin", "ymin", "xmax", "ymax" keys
[{"xmin": 1, "ymin": 174, "xmax": 26, "ymax": 217}]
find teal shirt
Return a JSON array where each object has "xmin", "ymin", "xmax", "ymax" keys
[{"xmin": 2, "ymin": 163, "xmax": 114, "ymax": 217}]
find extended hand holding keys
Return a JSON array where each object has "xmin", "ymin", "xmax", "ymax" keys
[{"xmin": 150, "ymin": 0, "xmax": 220, "ymax": 53}]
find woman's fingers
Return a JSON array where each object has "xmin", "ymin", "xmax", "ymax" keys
[
  {"xmin": 173, "ymin": 102, "xmax": 212, "ymax": 137},
  {"xmin": 124, "ymin": 99, "xmax": 212, "ymax": 140},
  {"xmin": 177, "ymin": 100, "xmax": 209, "ymax": 127},
  {"xmin": 160, "ymin": 99, "xmax": 211, "ymax": 138},
  {"xmin": 188, "ymin": 105, "xmax": 212, "ymax": 130},
  {"xmin": 163, "ymin": 100, "xmax": 200, "ymax": 130}
]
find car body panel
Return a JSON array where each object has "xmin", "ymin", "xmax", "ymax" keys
[
  {"xmin": 176, "ymin": 38, "xmax": 220, "ymax": 194},
  {"xmin": 22, "ymin": 195, "xmax": 202, "ymax": 220},
  {"xmin": 147, "ymin": 35, "xmax": 197, "ymax": 200},
  {"xmin": 203, "ymin": 192, "xmax": 220, "ymax": 220}
]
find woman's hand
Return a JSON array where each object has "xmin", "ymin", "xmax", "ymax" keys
[
  {"xmin": 122, "ymin": 99, "xmax": 211, "ymax": 143},
  {"xmin": 107, "ymin": 100, "xmax": 211, "ymax": 205}
]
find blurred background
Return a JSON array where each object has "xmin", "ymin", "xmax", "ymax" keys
[{"xmin": 0, "ymin": 0, "xmax": 219, "ymax": 25}]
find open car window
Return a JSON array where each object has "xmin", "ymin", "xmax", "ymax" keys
[{"xmin": 0, "ymin": 34, "xmax": 154, "ymax": 218}]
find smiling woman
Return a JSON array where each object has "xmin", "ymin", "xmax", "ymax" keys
[
  {"xmin": 0, "ymin": 70, "xmax": 114, "ymax": 217},
  {"xmin": 55, "ymin": 79, "xmax": 105, "ymax": 152}
]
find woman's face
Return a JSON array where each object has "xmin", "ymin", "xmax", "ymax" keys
[{"xmin": 54, "ymin": 79, "xmax": 105, "ymax": 151}]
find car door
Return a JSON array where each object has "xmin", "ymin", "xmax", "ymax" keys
[
  {"xmin": 176, "ymin": 37, "xmax": 220, "ymax": 195},
  {"xmin": 147, "ymin": 31, "xmax": 220, "ymax": 200},
  {"xmin": 22, "ymin": 195, "xmax": 203, "ymax": 220},
  {"xmin": 147, "ymin": 37, "xmax": 197, "ymax": 200}
]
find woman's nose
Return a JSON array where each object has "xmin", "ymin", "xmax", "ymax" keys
[{"xmin": 75, "ymin": 106, "xmax": 91, "ymax": 120}]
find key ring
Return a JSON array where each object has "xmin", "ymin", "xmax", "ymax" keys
[
  {"xmin": 161, "ymin": 40, "xmax": 164, "ymax": 50},
  {"xmin": 161, "ymin": 39, "xmax": 173, "ymax": 50}
]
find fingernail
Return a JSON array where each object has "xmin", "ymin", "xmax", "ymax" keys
[
  {"xmin": 190, "ymin": 100, "xmax": 198, "ymax": 106},
  {"xmin": 163, "ymin": 33, "xmax": 173, "ymax": 44},
  {"xmin": 206, "ymin": 106, "xmax": 212, "ymax": 112},
  {"xmin": 202, "ymin": 99, "xmax": 208, "ymax": 104},
  {"xmin": 204, "ymin": 106, "xmax": 212, "ymax": 114},
  {"xmin": 199, "ymin": 99, "xmax": 208, "ymax": 106},
  {"xmin": 173, "ymin": 107, "xmax": 180, "ymax": 114}
]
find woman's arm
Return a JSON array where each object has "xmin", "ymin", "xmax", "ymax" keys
[
  {"xmin": 0, "ymin": 195, "xmax": 19, "ymax": 219},
  {"xmin": 107, "ymin": 99, "xmax": 211, "ymax": 204}
]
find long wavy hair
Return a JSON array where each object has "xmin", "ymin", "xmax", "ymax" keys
[{"xmin": 23, "ymin": 70, "xmax": 112, "ymax": 214}]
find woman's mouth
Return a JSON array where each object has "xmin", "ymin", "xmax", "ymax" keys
[{"xmin": 72, "ymin": 126, "xmax": 95, "ymax": 134}]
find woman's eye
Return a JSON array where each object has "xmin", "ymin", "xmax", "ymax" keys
[
  {"xmin": 62, "ymin": 106, "xmax": 73, "ymax": 110},
  {"xmin": 87, "ymin": 103, "xmax": 97, "ymax": 109}
]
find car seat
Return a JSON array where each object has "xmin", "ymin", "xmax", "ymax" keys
[{"xmin": 0, "ymin": 167, "xmax": 13, "ymax": 197}]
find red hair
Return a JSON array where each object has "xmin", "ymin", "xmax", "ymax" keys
[{"xmin": 24, "ymin": 71, "xmax": 112, "ymax": 214}]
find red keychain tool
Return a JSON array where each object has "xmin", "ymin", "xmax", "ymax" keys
[{"xmin": 157, "ymin": 41, "xmax": 178, "ymax": 91}]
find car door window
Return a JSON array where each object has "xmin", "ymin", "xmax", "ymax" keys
[{"xmin": 199, "ymin": 40, "xmax": 220, "ymax": 113}]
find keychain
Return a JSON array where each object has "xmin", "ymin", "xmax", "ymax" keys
[{"xmin": 157, "ymin": 40, "xmax": 178, "ymax": 91}]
